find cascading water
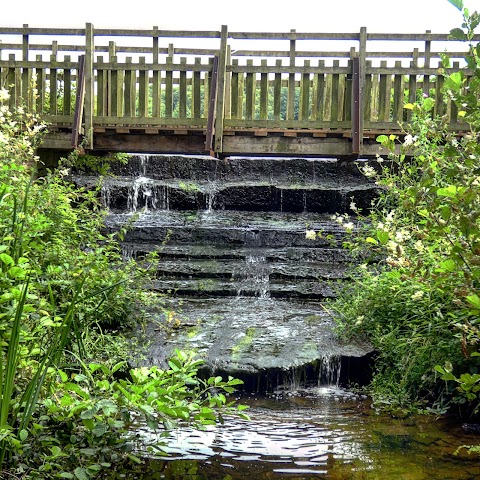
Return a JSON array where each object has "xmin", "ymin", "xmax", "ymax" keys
[{"xmin": 92, "ymin": 154, "xmax": 477, "ymax": 479}]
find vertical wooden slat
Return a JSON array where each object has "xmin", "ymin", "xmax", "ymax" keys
[
  {"xmin": 124, "ymin": 57, "xmax": 134, "ymax": 116},
  {"xmin": 165, "ymin": 56, "xmax": 173, "ymax": 118},
  {"xmin": 107, "ymin": 41, "xmax": 116, "ymax": 116},
  {"xmin": 274, "ymin": 59, "xmax": 282, "ymax": 120},
  {"xmin": 300, "ymin": 59, "xmax": 310, "ymax": 121},
  {"xmin": 214, "ymin": 24, "xmax": 228, "ymax": 153},
  {"xmin": 364, "ymin": 60, "xmax": 372, "ymax": 122},
  {"xmin": 8, "ymin": 54, "xmax": 17, "ymax": 110},
  {"xmin": 378, "ymin": 60, "xmax": 389, "ymax": 122},
  {"xmin": 407, "ymin": 48, "xmax": 419, "ymax": 122},
  {"xmin": 138, "ymin": 56, "xmax": 148, "ymax": 117},
  {"xmin": 96, "ymin": 56, "xmax": 104, "ymax": 117},
  {"xmin": 287, "ymin": 29, "xmax": 296, "ymax": 120},
  {"xmin": 351, "ymin": 57, "xmax": 361, "ymax": 154},
  {"xmin": 393, "ymin": 60, "xmax": 404, "ymax": 122},
  {"xmin": 245, "ymin": 59, "xmax": 254, "ymax": 120},
  {"xmin": 331, "ymin": 59, "xmax": 340, "ymax": 121},
  {"xmin": 84, "ymin": 23, "xmax": 94, "ymax": 147},
  {"xmin": 260, "ymin": 59, "xmax": 268, "ymax": 120},
  {"xmin": 434, "ymin": 68, "xmax": 445, "ymax": 117},
  {"xmin": 110, "ymin": 55, "xmax": 118, "ymax": 116},
  {"xmin": 21, "ymin": 24, "xmax": 29, "ymax": 106},
  {"xmin": 179, "ymin": 57, "xmax": 187, "ymax": 119},
  {"xmin": 450, "ymin": 61, "xmax": 459, "ymax": 123},
  {"xmin": 193, "ymin": 57, "xmax": 201, "ymax": 120},
  {"xmin": 315, "ymin": 60, "xmax": 325, "ymax": 121},
  {"xmin": 231, "ymin": 58, "xmax": 239, "ymax": 119},
  {"xmin": 224, "ymin": 45, "xmax": 231, "ymax": 120},
  {"xmin": 204, "ymin": 57, "xmax": 212, "ymax": 118},
  {"xmin": 237, "ymin": 65, "xmax": 244, "ymax": 119},
  {"xmin": 49, "ymin": 42, "xmax": 58, "ymax": 115},
  {"xmin": 344, "ymin": 52, "xmax": 354, "ymax": 122},
  {"xmin": 152, "ymin": 27, "xmax": 160, "ymax": 117},
  {"xmin": 64, "ymin": 55, "xmax": 72, "ymax": 115},
  {"xmin": 35, "ymin": 54, "xmax": 45, "ymax": 114}
]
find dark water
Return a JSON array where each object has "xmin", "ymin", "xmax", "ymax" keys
[{"xmin": 135, "ymin": 387, "xmax": 480, "ymax": 480}]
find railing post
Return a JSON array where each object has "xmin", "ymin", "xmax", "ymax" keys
[
  {"xmin": 287, "ymin": 29, "xmax": 296, "ymax": 121},
  {"xmin": 214, "ymin": 25, "xmax": 228, "ymax": 154},
  {"xmin": 84, "ymin": 23, "xmax": 94, "ymax": 148},
  {"xmin": 423, "ymin": 30, "xmax": 431, "ymax": 96},
  {"xmin": 358, "ymin": 26, "xmax": 367, "ymax": 152}
]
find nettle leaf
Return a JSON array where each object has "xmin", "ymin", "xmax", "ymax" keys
[
  {"xmin": 438, "ymin": 259, "xmax": 457, "ymax": 273},
  {"xmin": 437, "ymin": 185, "xmax": 458, "ymax": 198},
  {"xmin": 0, "ymin": 253, "xmax": 14, "ymax": 266}
]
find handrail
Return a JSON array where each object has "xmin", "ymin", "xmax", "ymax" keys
[{"xmin": 0, "ymin": 24, "xmax": 472, "ymax": 157}]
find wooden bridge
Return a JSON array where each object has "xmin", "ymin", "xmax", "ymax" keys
[{"xmin": 0, "ymin": 25, "xmax": 473, "ymax": 158}]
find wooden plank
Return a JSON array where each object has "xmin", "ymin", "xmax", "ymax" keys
[
  {"xmin": 193, "ymin": 57, "xmax": 201, "ymax": 119},
  {"xmin": 423, "ymin": 30, "xmax": 431, "ymax": 96},
  {"xmin": 343, "ymin": 57, "xmax": 353, "ymax": 122},
  {"xmin": 35, "ymin": 54, "xmax": 45, "ymax": 114},
  {"xmin": 331, "ymin": 59, "xmax": 340, "ymax": 121},
  {"xmin": 231, "ymin": 58, "xmax": 239, "ymax": 119},
  {"xmin": 450, "ymin": 61, "xmax": 459, "ymax": 123},
  {"xmin": 84, "ymin": 23, "xmax": 94, "ymax": 147},
  {"xmin": 152, "ymin": 31, "xmax": 160, "ymax": 117},
  {"xmin": 260, "ymin": 59, "xmax": 268, "ymax": 120},
  {"xmin": 363, "ymin": 60, "xmax": 372, "ymax": 122},
  {"xmin": 300, "ymin": 59, "xmax": 310, "ymax": 121},
  {"xmin": 237, "ymin": 64, "xmax": 244, "ymax": 119},
  {"xmin": 434, "ymin": 72, "xmax": 444, "ymax": 117},
  {"xmin": 96, "ymin": 56, "xmax": 106, "ymax": 117},
  {"xmin": 407, "ymin": 49, "xmax": 419, "ymax": 122},
  {"xmin": 165, "ymin": 56, "xmax": 173, "ymax": 118},
  {"xmin": 274, "ymin": 59, "xmax": 282, "ymax": 120},
  {"xmin": 224, "ymin": 118, "xmax": 350, "ymax": 129},
  {"xmin": 123, "ymin": 57, "xmax": 134, "ymax": 116},
  {"xmin": 138, "ymin": 56, "xmax": 149, "ymax": 117},
  {"xmin": 224, "ymin": 45, "xmax": 231, "ymax": 120},
  {"xmin": 314, "ymin": 60, "xmax": 325, "ymax": 121},
  {"xmin": 71, "ymin": 55, "xmax": 85, "ymax": 148},
  {"xmin": 93, "ymin": 116, "xmax": 208, "ymax": 126},
  {"xmin": 110, "ymin": 55, "xmax": 118, "ymax": 116},
  {"xmin": 393, "ymin": 60, "xmax": 403, "ymax": 122},
  {"xmin": 179, "ymin": 57, "xmax": 187, "ymax": 119},
  {"xmin": 49, "ymin": 50, "xmax": 58, "ymax": 114},
  {"xmin": 205, "ymin": 56, "xmax": 218, "ymax": 152},
  {"xmin": 62, "ymin": 55, "xmax": 72, "ymax": 115},
  {"xmin": 245, "ymin": 59, "xmax": 255, "ymax": 120},
  {"xmin": 287, "ymin": 30, "xmax": 296, "ymax": 121},
  {"xmin": 378, "ymin": 60, "xmax": 388, "ymax": 122},
  {"xmin": 21, "ymin": 24, "xmax": 29, "ymax": 106}
]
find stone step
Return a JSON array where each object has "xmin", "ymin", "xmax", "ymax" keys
[
  {"xmin": 152, "ymin": 259, "xmax": 349, "ymax": 282},
  {"xmin": 135, "ymin": 297, "xmax": 372, "ymax": 374},
  {"xmin": 123, "ymin": 243, "xmax": 353, "ymax": 263},
  {"xmin": 75, "ymin": 175, "xmax": 377, "ymax": 214},
  {"xmin": 105, "ymin": 210, "xmax": 352, "ymax": 248},
  {"xmin": 102, "ymin": 154, "xmax": 377, "ymax": 184},
  {"xmin": 150, "ymin": 278, "xmax": 339, "ymax": 300}
]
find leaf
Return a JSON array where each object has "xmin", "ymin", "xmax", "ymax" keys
[
  {"xmin": 458, "ymin": 110, "xmax": 467, "ymax": 117},
  {"xmin": 0, "ymin": 253, "xmax": 14, "ymax": 266},
  {"xmin": 438, "ymin": 259, "xmax": 457, "ymax": 273},
  {"xmin": 19, "ymin": 429, "xmax": 28, "ymax": 441},
  {"xmin": 376, "ymin": 230, "xmax": 389, "ymax": 245},
  {"xmin": 59, "ymin": 474, "xmax": 75, "ymax": 479},
  {"xmin": 74, "ymin": 468, "xmax": 89, "ymax": 480},
  {"xmin": 437, "ymin": 185, "xmax": 457, "ymax": 198},
  {"xmin": 376, "ymin": 134, "xmax": 389, "ymax": 144},
  {"xmin": 448, "ymin": 0, "xmax": 464, "ymax": 11},
  {"xmin": 449, "ymin": 27, "xmax": 466, "ymax": 40},
  {"xmin": 466, "ymin": 294, "xmax": 480, "ymax": 309},
  {"xmin": 404, "ymin": 103, "xmax": 415, "ymax": 110}
]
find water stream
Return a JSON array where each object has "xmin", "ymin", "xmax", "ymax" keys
[
  {"xmin": 84, "ymin": 154, "xmax": 480, "ymax": 478},
  {"xmin": 134, "ymin": 388, "xmax": 480, "ymax": 479}
]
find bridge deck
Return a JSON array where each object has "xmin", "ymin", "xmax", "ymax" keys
[{"xmin": 0, "ymin": 25, "xmax": 474, "ymax": 158}]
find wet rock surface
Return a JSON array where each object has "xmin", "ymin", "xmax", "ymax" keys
[{"xmin": 79, "ymin": 154, "xmax": 375, "ymax": 386}]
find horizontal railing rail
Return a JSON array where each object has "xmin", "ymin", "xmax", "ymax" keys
[{"xmin": 0, "ymin": 24, "xmax": 474, "ymax": 156}]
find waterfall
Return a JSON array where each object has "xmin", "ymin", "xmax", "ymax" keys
[{"xmin": 235, "ymin": 254, "xmax": 270, "ymax": 298}]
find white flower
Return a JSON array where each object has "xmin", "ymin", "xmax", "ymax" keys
[
  {"xmin": 0, "ymin": 88, "xmax": 9, "ymax": 102},
  {"xmin": 361, "ymin": 165, "xmax": 376, "ymax": 178},
  {"xmin": 355, "ymin": 315, "xmax": 365, "ymax": 325},
  {"xmin": 305, "ymin": 229, "xmax": 316, "ymax": 241},
  {"xmin": 411, "ymin": 291, "xmax": 424, "ymax": 301},
  {"xmin": 385, "ymin": 210, "xmax": 395, "ymax": 224},
  {"xmin": 403, "ymin": 134, "xmax": 418, "ymax": 146},
  {"xmin": 344, "ymin": 222, "xmax": 354, "ymax": 233},
  {"xmin": 349, "ymin": 201, "xmax": 358, "ymax": 212}
]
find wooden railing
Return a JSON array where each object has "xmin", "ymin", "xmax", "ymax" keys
[{"xmin": 0, "ymin": 25, "xmax": 476, "ymax": 156}]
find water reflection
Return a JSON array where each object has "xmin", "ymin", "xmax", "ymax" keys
[{"xmin": 136, "ymin": 388, "xmax": 480, "ymax": 479}]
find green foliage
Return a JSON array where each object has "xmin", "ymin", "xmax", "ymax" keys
[
  {"xmin": 329, "ymin": 7, "xmax": 480, "ymax": 414},
  {"xmin": 0, "ymin": 91, "xmax": 247, "ymax": 477}
]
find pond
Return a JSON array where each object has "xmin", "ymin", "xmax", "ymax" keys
[{"xmin": 135, "ymin": 387, "xmax": 480, "ymax": 479}]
